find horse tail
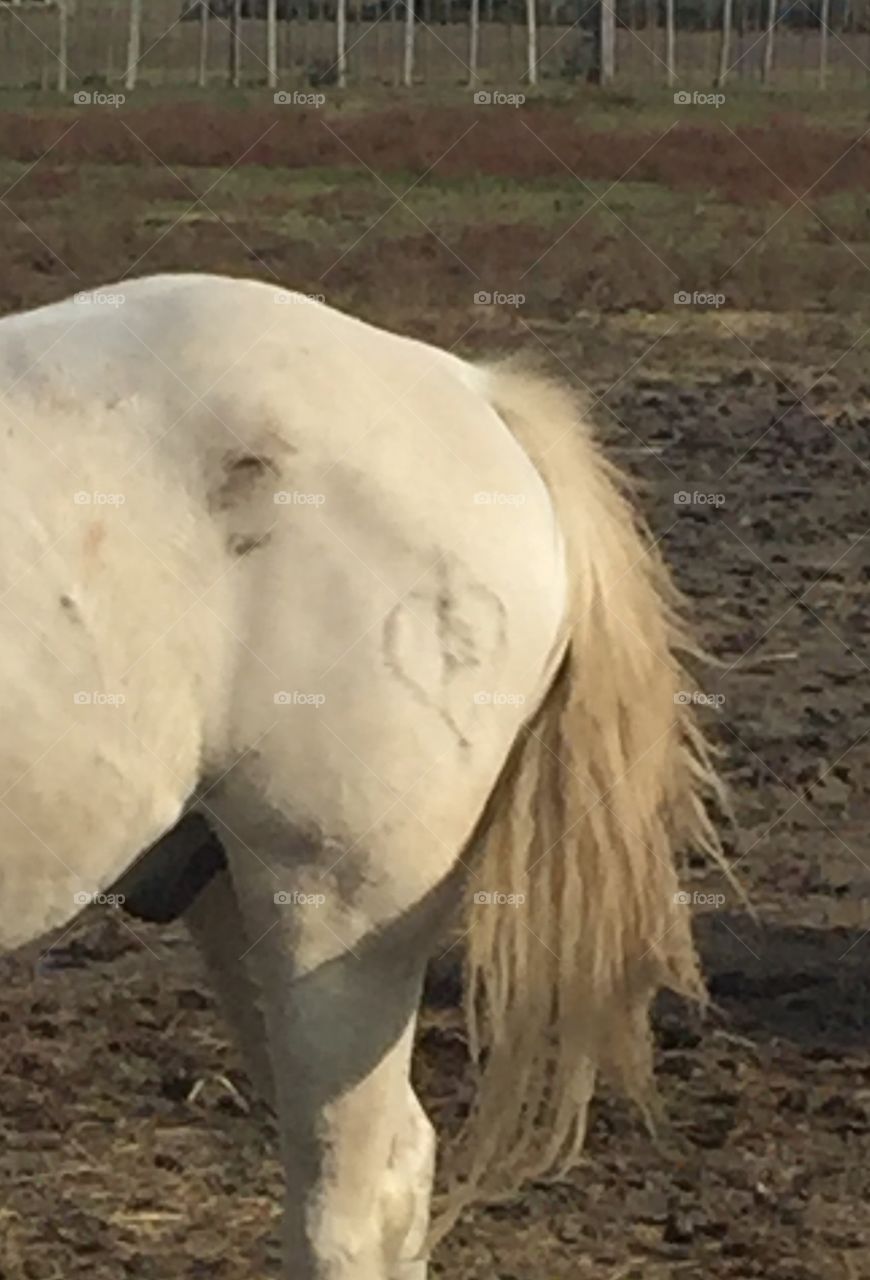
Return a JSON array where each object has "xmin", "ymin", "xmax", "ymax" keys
[{"xmin": 435, "ymin": 358, "xmax": 727, "ymax": 1232}]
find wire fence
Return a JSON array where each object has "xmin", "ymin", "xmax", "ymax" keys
[{"xmin": 0, "ymin": 0, "xmax": 868, "ymax": 92}]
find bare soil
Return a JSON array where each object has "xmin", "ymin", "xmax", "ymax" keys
[
  {"xmin": 2, "ymin": 365, "xmax": 868, "ymax": 1280},
  {"xmin": 1, "ymin": 102, "xmax": 869, "ymax": 1280}
]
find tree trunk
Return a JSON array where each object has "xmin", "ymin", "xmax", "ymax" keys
[{"xmin": 125, "ymin": 0, "xmax": 142, "ymax": 90}]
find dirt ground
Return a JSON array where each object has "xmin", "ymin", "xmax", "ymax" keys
[{"xmin": 1, "ymin": 100, "xmax": 870, "ymax": 1280}]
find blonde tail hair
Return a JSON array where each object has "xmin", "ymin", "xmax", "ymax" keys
[{"xmin": 435, "ymin": 359, "xmax": 727, "ymax": 1232}]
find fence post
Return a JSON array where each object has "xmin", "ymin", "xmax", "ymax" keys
[
  {"xmin": 403, "ymin": 0, "xmax": 415, "ymax": 85},
  {"xmin": 469, "ymin": 0, "xmax": 479, "ymax": 83},
  {"xmin": 665, "ymin": 0, "xmax": 675, "ymax": 84},
  {"xmin": 125, "ymin": 0, "xmax": 142, "ymax": 90},
  {"xmin": 336, "ymin": 0, "xmax": 347, "ymax": 85},
  {"xmin": 716, "ymin": 0, "xmax": 732, "ymax": 86},
  {"xmin": 197, "ymin": 0, "xmax": 209, "ymax": 86},
  {"xmin": 599, "ymin": 0, "xmax": 615, "ymax": 83},
  {"xmin": 229, "ymin": 0, "xmax": 241, "ymax": 86},
  {"xmin": 526, "ymin": 0, "xmax": 537, "ymax": 83},
  {"xmin": 819, "ymin": 0, "xmax": 830, "ymax": 88},
  {"xmin": 57, "ymin": 0, "xmax": 68, "ymax": 93},
  {"xmin": 762, "ymin": 0, "xmax": 775, "ymax": 83},
  {"xmin": 267, "ymin": 0, "xmax": 278, "ymax": 85}
]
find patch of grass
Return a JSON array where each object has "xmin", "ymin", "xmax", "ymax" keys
[
  {"xmin": 0, "ymin": 97, "xmax": 869, "ymax": 388},
  {"xmin": 1, "ymin": 100, "xmax": 870, "ymax": 200}
]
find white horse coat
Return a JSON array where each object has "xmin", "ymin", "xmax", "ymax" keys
[{"xmin": 0, "ymin": 275, "xmax": 720, "ymax": 1279}]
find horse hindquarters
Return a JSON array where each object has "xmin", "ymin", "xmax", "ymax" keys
[{"xmin": 203, "ymin": 568, "xmax": 564, "ymax": 1278}]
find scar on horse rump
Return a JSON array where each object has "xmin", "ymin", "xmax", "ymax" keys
[
  {"xmin": 209, "ymin": 451, "xmax": 278, "ymax": 511},
  {"xmin": 207, "ymin": 451, "xmax": 280, "ymax": 556}
]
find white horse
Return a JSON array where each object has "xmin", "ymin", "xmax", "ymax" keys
[{"xmin": 0, "ymin": 274, "xmax": 722, "ymax": 1279}]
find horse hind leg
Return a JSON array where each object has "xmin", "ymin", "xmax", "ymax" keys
[
  {"xmin": 206, "ymin": 789, "xmax": 464, "ymax": 1280},
  {"xmin": 188, "ymin": 853, "xmax": 435, "ymax": 1277},
  {"xmin": 183, "ymin": 864, "xmax": 276, "ymax": 1109},
  {"xmin": 381, "ymin": 1086, "xmax": 435, "ymax": 1279}
]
